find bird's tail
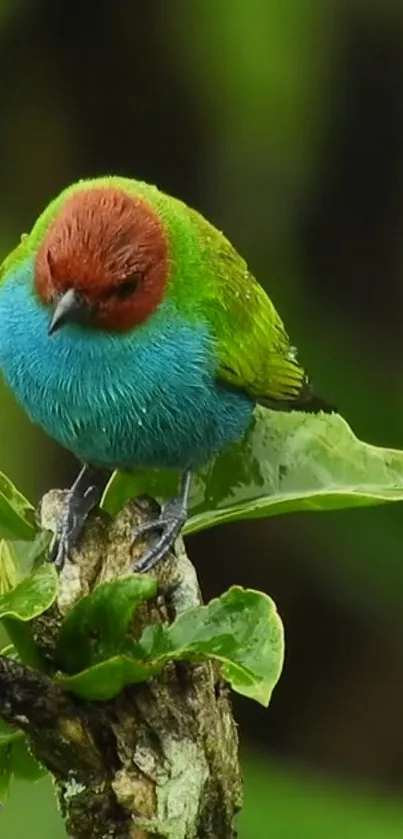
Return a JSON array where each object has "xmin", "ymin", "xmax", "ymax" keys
[
  {"xmin": 288, "ymin": 381, "xmax": 336, "ymax": 414},
  {"xmin": 258, "ymin": 378, "xmax": 336, "ymax": 414}
]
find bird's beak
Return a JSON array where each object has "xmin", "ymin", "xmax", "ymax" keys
[{"xmin": 48, "ymin": 289, "xmax": 94, "ymax": 335}]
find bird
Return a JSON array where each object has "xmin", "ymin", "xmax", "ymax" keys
[{"xmin": 0, "ymin": 176, "xmax": 333, "ymax": 572}]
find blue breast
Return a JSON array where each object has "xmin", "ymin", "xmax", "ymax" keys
[{"xmin": 0, "ymin": 260, "xmax": 254, "ymax": 470}]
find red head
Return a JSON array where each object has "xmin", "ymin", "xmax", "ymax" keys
[{"xmin": 35, "ymin": 186, "xmax": 168, "ymax": 333}]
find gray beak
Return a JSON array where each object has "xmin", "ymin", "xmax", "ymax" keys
[{"xmin": 48, "ymin": 288, "xmax": 93, "ymax": 335}]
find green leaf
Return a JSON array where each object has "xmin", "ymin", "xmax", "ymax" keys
[
  {"xmin": 56, "ymin": 574, "xmax": 158, "ymax": 673},
  {"xmin": 0, "ymin": 563, "xmax": 58, "ymax": 622},
  {"xmin": 141, "ymin": 587, "xmax": 284, "ymax": 706},
  {"xmin": 0, "ymin": 719, "xmax": 23, "ymax": 802},
  {"xmin": 56, "ymin": 655, "xmax": 159, "ymax": 700},
  {"xmin": 9, "ymin": 737, "xmax": 45, "ymax": 782},
  {"xmin": 102, "ymin": 409, "xmax": 403, "ymax": 534},
  {"xmin": 0, "ymin": 536, "xmax": 51, "ymax": 602},
  {"xmin": 12, "ymin": 532, "xmax": 52, "ymax": 576},
  {"xmin": 0, "ymin": 472, "xmax": 35, "ymax": 540},
  {"xmin": 0, "ymin": 723, "xmax": 45, "ymax": 803},
  {"xmin": 57, "ymin": 587, "xmax": 284, "ymax": 706},
  {"xmin": 0, "ymin": 540, "xmax": 18, "ymax": 595},
  {"xmin": 0, "ymin": 718, "xmax": 23, "ymax": 748},
  {"xmin": 0, "ymin": 575, "xmax": 47, "ymax": 669},
  {"xmin": 2, "ymin": 617, "xmax": 46, "ymax": 670}
]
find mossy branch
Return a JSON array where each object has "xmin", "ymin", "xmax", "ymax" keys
[{"xmin": 0, "ymin": 492, "xmax": 242, "ymax": 839}]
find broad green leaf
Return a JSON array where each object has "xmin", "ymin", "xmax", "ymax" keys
[
  {"xmin": 56, "ymin": 575, "xmax": 158, "ymax": 673},
  {"xmin": 57, "ymin": 587, "xmax": 284, "ymax": 706},
  {"xmin": 0, "ymin": 472, "xmax": 35, "ymax": 540},
  {"xmin": 102, "ymin": 409, "xmax": 403, "ymax": 534},
  {"xmin": 0, "ymin": 563, "xmax": 58, "ymax": 622},
  {"xmin": 141, "ymin": 587, "xmax": 284, "ymax": 706}
]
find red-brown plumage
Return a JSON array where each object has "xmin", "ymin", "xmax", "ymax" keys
[{"xmin": 35, "ymin": 186, "xmax": 168, "ymax": 331}]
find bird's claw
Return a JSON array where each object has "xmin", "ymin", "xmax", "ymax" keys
[
  {"xmin": 132, "ymin": 497, "xmax": 188, "ymax": 573},
  {"xmin": 49, "ymin": 484, "xmax": 101, "ymax": 571}
]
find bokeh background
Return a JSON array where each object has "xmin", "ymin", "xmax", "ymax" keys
[{"xmin": 2, "ymin": 1, "xmax": 403, "ymax": 836}]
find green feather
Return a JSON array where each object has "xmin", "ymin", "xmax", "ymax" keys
[{"xmin": 182, "ymin": 207, "xmax": 310, "ymax": 406}]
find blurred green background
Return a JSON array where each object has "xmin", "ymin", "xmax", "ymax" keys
[{"xmin": 2, "ymin": 0, "xmax": 403, "ymax": 836}]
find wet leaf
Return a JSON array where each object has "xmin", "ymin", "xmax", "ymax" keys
[{"xmin": 102, "ymin": 409, "xmax": 403, "ymax": 533}]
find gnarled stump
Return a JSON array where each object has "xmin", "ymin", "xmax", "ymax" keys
[{"xmin": 0, "ymin": 492, "xmax": 242, "ymax": 839}]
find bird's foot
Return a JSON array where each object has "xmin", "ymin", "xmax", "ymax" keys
[
  {"xmin": 49, "ymin": 466, "xmax": 104, "ymax": 571},
  {"xmin": 132, "ymin": 470, "xmax": 192, "ymax": 574},
  {"xmin": 131, "ymin": 496, "xmax": 187, "ymax": 573}
]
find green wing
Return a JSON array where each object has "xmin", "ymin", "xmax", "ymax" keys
[{"xmin": 187, "ymin": 209, "xmax": 329, "ymax": 411}]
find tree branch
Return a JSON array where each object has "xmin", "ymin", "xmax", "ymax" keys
[{"xmin": 0, "ymin": 492, "xmax": 242, "ymax": 839}]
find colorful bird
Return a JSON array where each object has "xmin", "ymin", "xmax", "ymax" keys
[{"xmin": 0, "ymin": 176, "xmax": 333, "ymax": 571}]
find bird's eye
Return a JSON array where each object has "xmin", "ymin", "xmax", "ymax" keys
[{"xmin": 110, "ymin": 274, "xmax": 142, "ymax": 301}]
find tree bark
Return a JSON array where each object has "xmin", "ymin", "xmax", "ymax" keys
[{"xmin": 0, "ymin": 491, "xmax": 242, "ymax": 839}]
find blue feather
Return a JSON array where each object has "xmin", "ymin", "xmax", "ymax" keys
[{"xmin": 0, "ymin": 260, "xmax": 254, "ymax": 469}]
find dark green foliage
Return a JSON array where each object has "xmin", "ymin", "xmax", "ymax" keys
[
  {"xmin": 56, "ymin": 584, "xmax": 283, "ymax": 705},
  {"xmin": 55, "ymin": 575, "xmax": 158, "ymax": 673}
]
